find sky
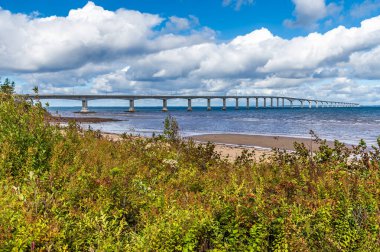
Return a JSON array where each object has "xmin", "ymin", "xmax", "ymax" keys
[{"xmin": 1, "ymin": 0, "xmax": 380, "ymax": 105}]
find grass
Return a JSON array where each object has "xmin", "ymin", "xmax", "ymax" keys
[{"xmin": 0, "ymin": 93, "xmax": 379, "ymax": 251}]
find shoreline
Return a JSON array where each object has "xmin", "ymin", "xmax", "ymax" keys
[
  {"xmin": 188, "ymin": 133, "xmax": 336, "ymax": 151},
  {"xmin": 47, "ymin": 114, "xmax": 349, "ymax": 158},
  {"xmin": 101, "ymin": 132, "xmax": 274, "ymax": 160},
  {"xmin": 101, "ymin": 132, "xmax": 338, "ymax": 161},
  {"xmin": 47, "ymin": 116, "xmax": 121, "ymax": 123}
]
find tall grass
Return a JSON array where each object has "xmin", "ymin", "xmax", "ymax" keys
[{"xmin": 0, "ymin": 94, "xmax": 379, "ymax": 251}]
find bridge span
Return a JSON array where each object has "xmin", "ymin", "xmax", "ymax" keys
[{"xmin": 25, "ymin": 94, "xmax": 359, "ymax": 113}]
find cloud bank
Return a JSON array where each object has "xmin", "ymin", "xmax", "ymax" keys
[{"xmin": 1, "ymin": 1, "xmax": 380, "ymax": 104}]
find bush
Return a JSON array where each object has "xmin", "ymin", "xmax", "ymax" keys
[
  {"xmin": 0, "ymin": 93, "xmax": 379, "ymax": 250},
  {"xmin": 0, "ymin": 94, "xmax": 60, "ymax": 177},
  {"xmin": 0, "ymin": 78, "xmax": 15, "ymax": 94}
]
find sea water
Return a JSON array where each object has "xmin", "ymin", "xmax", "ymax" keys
[{"xmin": 48, "ymin": 106, "xmax": 380, "ymax": 146}]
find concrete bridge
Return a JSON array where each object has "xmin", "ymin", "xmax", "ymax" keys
[{"xmin": 26, "ymin": 94, "xmax": 359, "ymax": 113}]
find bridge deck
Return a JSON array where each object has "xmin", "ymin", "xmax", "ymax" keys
[{"xmin": 24, "ymin": 94, "xmax": 359, "ymax": 113}]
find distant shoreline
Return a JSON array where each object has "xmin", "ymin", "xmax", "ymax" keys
[{"xmin": 47, "ymin": 116, "xmax": 120, "ymax": 123}]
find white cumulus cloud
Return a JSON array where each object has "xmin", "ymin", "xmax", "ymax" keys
[
  {"xmin": 284, "ymin": 0, "xmax": 342, "ymax": 29},
  {"xmin": 0, "ymin": 1, "xmax": 213, "ymax": 73},
  {"xmin": 1, "ymin": 2, "xmax": 380, "ymax": 104}
]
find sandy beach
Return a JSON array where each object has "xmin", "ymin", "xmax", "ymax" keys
[
  {"xmin": 190, "ymin": 133, "xmax": 336, "ymax": 151},
  {"xmin": 101, "ymin": 132, "xmax": 270, "ymax": 160},
  {"xmin": 49, "ymin": 112, "xmax": 340, "ymax": 160},
  {"xmin": 101, "ymin": 132, "xmax": 333, "ymax": 161}
]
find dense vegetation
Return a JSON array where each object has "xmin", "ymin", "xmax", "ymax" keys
[{"xmin": 0, "ymin": 91, "xmax": 379, "ymax": 251}]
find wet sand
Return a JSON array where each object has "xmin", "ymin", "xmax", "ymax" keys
[
  {"xmin": 101, "ymin": 133, "xmax": 337, "ymax": 161},
  {"xmin": 101, "ymin": 132, "xmax": 270, "ymax": 161},
  {"xmin": 190, "ymin": 133, "xmax": 335, "ymax": 151}
]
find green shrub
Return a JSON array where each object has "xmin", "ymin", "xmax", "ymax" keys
[
  {"xmin": 0, "ymin": 92, "xmax": 379, "ymax": 250},
  {"xmin": 0, "ymin": 94, "xmax": 60, "ymax": 177}
]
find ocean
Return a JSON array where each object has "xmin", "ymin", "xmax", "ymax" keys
[{"xmin": 48, "ymin": 106, "xmax": 380, "ymax": 146}]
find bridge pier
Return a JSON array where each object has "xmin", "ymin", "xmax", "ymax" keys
[
  {"xmin": 256, "ymin": 98, "xmax": 258, "ymax": 108},
  {"xmin": 290, "ymin": 100, "xmax": 293, "ymax": 108},
  {"xmin": 187, "ymin": 99, "xmax": 192, "ymax": 111},
  {"xmin": 128, "ymin": 99, "xmax": 135, "ymax": 112},
  {"xmin": 81, "ymin": 99, "xmax": 89, "ymax": 113},
  {"xmin": 300, "ymin": 100, "xmax": 304, "ymax": 108},
  {"xmin": 162, "ymin": 99, "xmax": 168, "ymax": 112},
  {"xmin": 235, "ymin": 98, "xmax": 239, "ymax": 110},
  {"xmin": 270, "ymin": 98, "xmax": 273, "ymax": 108},
  {"xmin": 207, "ymin": 98, "xmax": 212, "ymax": 111},
  {"xmin": 277, "ymin": 98, "xmax": 279, "ymax": 107},
  {"xmin": 316, "ymin": 101, "xmax": 319, "ymax": 108},
  {"xmin": 246, "ymin": 98, "xmax": 250, "ymax": 110},
  {"xmin": 282, "ymin": 98, "xmax": 284, "ymax": 108},
  {"xmin": 222, "ymin": 98, "xmax": 226, "ymax": 111},
  {"xmin": 264, "ymin": 98, "xmax": 266, "ymax": 108},
  {"xmin": 308, "ymin": 101, "xmax": 312, "ymax": 109}
]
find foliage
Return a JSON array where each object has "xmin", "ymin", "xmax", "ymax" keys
[
  {"xmin": 0, "ymin": 78, "xmax": 15, "ymax": 94},
  {"xmin": 163, "ymin": 114, "xmax": 180, "ymax": 141},
  {"xmin": 0, "ymin": 94, "xmax": 379, "ymax": 251}
]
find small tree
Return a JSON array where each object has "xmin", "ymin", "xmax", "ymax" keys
[
  {"xmin": 163, "ymin": 115, "xmax": 180, "ymax": 141},
  {"xmin": 0, "ymin": 78, "xmax": 15, "ymax": 94}
]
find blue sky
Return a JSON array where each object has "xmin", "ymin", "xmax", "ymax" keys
[
  {"xmin": 1, "ymin": 0, "xmax": 295, "ymax": 39},
  {"xmin": 2, "ymin": 0, "xmax": 379, "ymax": 39},
  {"xmin": 1, "ymin": 0, "xmax": 380, "ymax": 104}
]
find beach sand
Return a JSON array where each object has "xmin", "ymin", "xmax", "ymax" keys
[
  {"xmin": 190, "ymin": 134, "xmax": 336, "ymax": 151},
  {"xmin": 188, "ymin": 134, "xmax": 340, "ymax": 160},
  {"xmin": 101, "ymin": 132, "xmax": 269, "ymax": 161},
  {"xmin": 101, "ymin": 133, "xmax": 328, "ymax": 161}
]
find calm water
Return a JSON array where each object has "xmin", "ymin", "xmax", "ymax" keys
[{"xmin": 48, "ymin": 106, "xmax": 380, "ymax": 146}]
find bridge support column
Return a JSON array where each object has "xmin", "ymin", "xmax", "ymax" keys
[
  {"xmin": 277, "ymin": 98, "xmax": 279, "ymax": 108},
  {"xmin": 128, "ymin": 99, "xmax": 135, "ymax": 112},
  {"xmin": 290, "ymin": 100, "xmax": 293, "ymax": 108},
  {"xmin": 207, "ymin": 98, "xmax": 211, "ymax": 111},
  {"xmin": 222, "ymin": 98, "xmax": 226, "ymax": 111},
  {"xmin": 263, "ymin": 98, "xmax": 266, "ymax": 108},
  {"xmin": 309, "ymin": 101, "xmax": 312, "ymax": 109},
  {"xmin": 187, "ymin": 99, "xmax": 192, "ymax": 112},
  {"xmin": 235, "ymin": 98, "xmax": 239, "ymax": 110},
  {"xmin": 316, "ymin": 101, "xmax": 319, "ymax": 108},
  {"xmin": 270, "ymin": 98, "xmax": 273, "ymax": 108},
  {"xmin": 255, "ymin": 98, "xmax": 258, "ymax": 108},
  {"xmin": 81, "ymin": 99, "xmax": 89, "ymax": 113},
  {"xmin": 246, "ymin": 98, "xmax": 250, "ymax": 110},
  {"xmin": 282, "ymin": 98, "xmax": 284, "ymax": 108},
  {"xmin": 162, "ymin": 99, "xmax": 168, "ymax": 112},
  {"xmin": 301, "ymin": 101, "xmax": 304, "ymax": 108}
]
